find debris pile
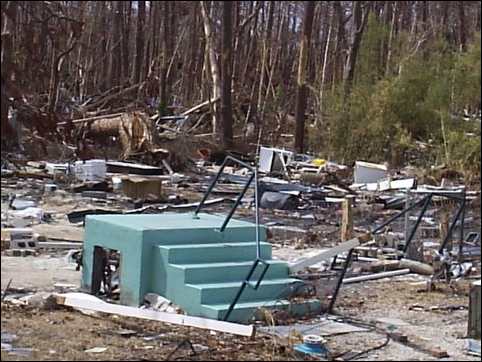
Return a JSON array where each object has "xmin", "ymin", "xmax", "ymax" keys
[{"xmin": 1, "ymin": 133, "xmax": 480, "ymax": 361}]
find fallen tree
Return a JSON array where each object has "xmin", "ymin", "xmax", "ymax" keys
[{"xmin": 74, "ymin": 112, "xmax": 157, "ymax": 159}]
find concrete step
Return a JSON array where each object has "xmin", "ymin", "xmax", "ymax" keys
[
  {"xmin": 171, "ymin": 260, "xmax": 288, "ymax": 283},
  {"xmin": 159, "ymin": 235, "xmax": 261, "ymax": 245},
  {"xmin": 157, "ymin": 242, "xmax": 272, "ymax": 264},
  {"xmin": 186, "ymin": 278, "xmax": 304, "ymax": 305},
  {"xmin": 200, "ymin": 299, "xmax": 322, "ymax": 323}
]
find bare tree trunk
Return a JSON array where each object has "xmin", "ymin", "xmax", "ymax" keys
[
  {"xmin": 159, "ymin": 1, "xmax": 170, "ymax": 115},
  {"xmin": 1, "ymin": 2, "xmax": 16, "ymax": 141},
  {"xmin": 477, "ymin": 2, "xmax": 481, "ymax": 32},
  {"xmin": 109, "ymin": 1, "xmax": 122, "ymax": 87},
  {"xmin": 421, "ymin": 1, "xmax": 430, "ymax": 59},
  {"xmin": 332, "ymin": 1, "xmax": 345, "ymax": 93},
  {"xmin": 221, "ymin": 1, "xmax": 234, "ymax": 149},
  {"xmin": 385, "ymin": 2, "xmax": 397, "ymax": 76},
  {"xmin": 186, "ymin": 2, "xmax": 199, "ymax": 105},
  {"xmin": 122, "ymin": 1, "xmax": 132, "ymax": 83},
  {"xmin": 99, "ymin": 2, "xmax": 108, "ymax": 90},
  {"xmin": 318, "ymin": 4, "xmax": 333, "ymax": 128},
  {"xmin": 343, "ymin": 1, "xmax": 369, "ymax": 104},
  {"xmin": 257, "ymin": 1, "xmax": 275, "ymax": 121},
  {"xmin": 441, "ymin": 1, "xmax": 450, "ymax": 42},
  {"xmin": 458, "ymin": 1, "xmax": 467, "ymax": 52},
  {"xmin": 200, "ymin": 1, "xmax": 222, "ymax": 139},
  {"xmin": 134, "ymin": 0, "xmax": 145, "ymax": 84},
  {"xmin": 380, "ymin": 1, "xmax": 392, "ymax": 73},
  {"xmin": 294, "ymin": 1, "xmax": 316, "ymax": 154},
  {"xmin": 48, "ymin": 30, "xmax": 78, "ymax": 114}
]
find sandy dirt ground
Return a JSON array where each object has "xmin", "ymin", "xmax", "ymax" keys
[{"xmin": 1, "ymin": 254, "xmax": 479, "ymax": 361}]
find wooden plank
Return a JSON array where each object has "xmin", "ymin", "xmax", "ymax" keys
[
  {"xmin": 341, "ymin": 198, "xmax": 353, "ymax": 242},
  {"xmin": 289, "ymin": 234, "xmax": 371, "ymax": 273},
  {"xmin": 38, "ymin": 241, "xmax": 82, "ymax": 249},
  {"xmin": 56, "ymin": 293, "xmax": 255, "ymax": 338},
  {"xmin": 342, "ymin": 269, "xmax": 411, "ymax": 284}
]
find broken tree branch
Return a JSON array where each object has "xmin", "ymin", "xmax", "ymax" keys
[{"xmin": 181, "ymin": 96, "xmax": 221, "ymax": 117}]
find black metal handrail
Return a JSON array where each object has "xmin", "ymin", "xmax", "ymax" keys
[
  {"xmin": 193, "ymin": 155, "xmax": 255, "ymax": 232},
  {"xmin": 328, "ymin": 188, "xmax": 467, "ymax": 313},
  {"xmin": 222, "ymin": 258, "xmax": 270, "ymax": 321},
  {"xmin": 193, "ymin": 154, "xmax": 272, "ymax": 322}
]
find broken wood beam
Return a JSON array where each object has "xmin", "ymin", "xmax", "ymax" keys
[
  {"xmin": 289, "ymin": 233, "xmax": 372, "ymax": 273},
  {"xmin": 14, "ymin": 170, "xmax": 52, "ymax": 179},
  {"xmin": 399, "ymin": 258, "xmax": 434, "ymax": 275},
  {"xmin": 341, "ymin": 197, "xmax": 353, "ymax": 242},
  {"xmin": 362, "ymin": 258, "xmax": 434, "ymax": 275},
  {"xmin": 55, "ymin": 293, "xmax": 255, "ymax": 338}
]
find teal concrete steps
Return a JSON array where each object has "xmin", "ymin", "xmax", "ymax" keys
[
  {"xmin": 159, "ymin": 235, "xmax": 261, "ymax": 246},
  {"xmin": 81, "ymin": 213, "xmax": 319, "ymax": 322},
  {"xmin": 171, "ymin": 260, "xmax": 288, "ymax": 283},
  {"xmin": 185, "ymin": 278, "xmax": 304, "ymax": 305},
  {"xmin": 153, "ymin": 232, "xmax": 320, "ymax": 323},
  {"xmin": 158, "ymin": 242, "xmax": 272, "ymax": 264},
  {"xmin": 200, "ymin": 299, "xmax": 322, "ymax": 322}
]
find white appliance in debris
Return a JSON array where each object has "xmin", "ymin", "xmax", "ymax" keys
[
  {"xmin": 259, "ymin": 147, "xmax": 294, "ymax": 174},
  {"xmin": 73, "ymin": 159, "xmax": 106, "ymax": 182},
  {"xmin": 353, "ymin": 161, "xmax": 388, "ymax": 184}
]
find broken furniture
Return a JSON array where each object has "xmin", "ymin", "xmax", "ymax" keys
[{"xmin": 121, "ymin": 176, "xmax": 163, "ymax": 200}]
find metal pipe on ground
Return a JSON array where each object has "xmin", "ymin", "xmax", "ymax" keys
[{"xmin": 343, "ymin": 269, "xmax": 411, "ymax": 284}]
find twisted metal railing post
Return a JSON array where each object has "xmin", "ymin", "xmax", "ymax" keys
[
  {"xmin": 193, "ymin": 155, "xmax": 254, "ymax": 232},
  {"xmin": 254, "ymin": 130, "xmax": 262, "ymax": 259},
  {"xmin": 439, "ymin": 190, "xmax": 466, "ymax": 254},
  {"xmin": 402, "ymin": 194, "xmax": 433, "ymax": 255}
]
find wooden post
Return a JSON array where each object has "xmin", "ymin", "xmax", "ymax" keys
[
  {"xmin": 468, "ymin": 280, "xmax": 481, "ymax": 339},
  {"xmin": 341, "ymin": 197, "xmax": 353, "ymax": 242},
  {"xmin": 440, "ymin": 210, "xmax": 451, "ymax": 251}
]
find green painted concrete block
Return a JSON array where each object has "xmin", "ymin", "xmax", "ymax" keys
[
  {"xmin": 82, "ymin": 212, "xmax": 316, "ymax": 323},
  {"xmin": 82, "ymin": 213, "xmax": 263, "ymax": 306}
]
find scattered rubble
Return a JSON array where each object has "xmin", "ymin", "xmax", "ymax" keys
[{"xmin": 1, "ymin": 137, "xmax": 480, "ymax": 361}]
